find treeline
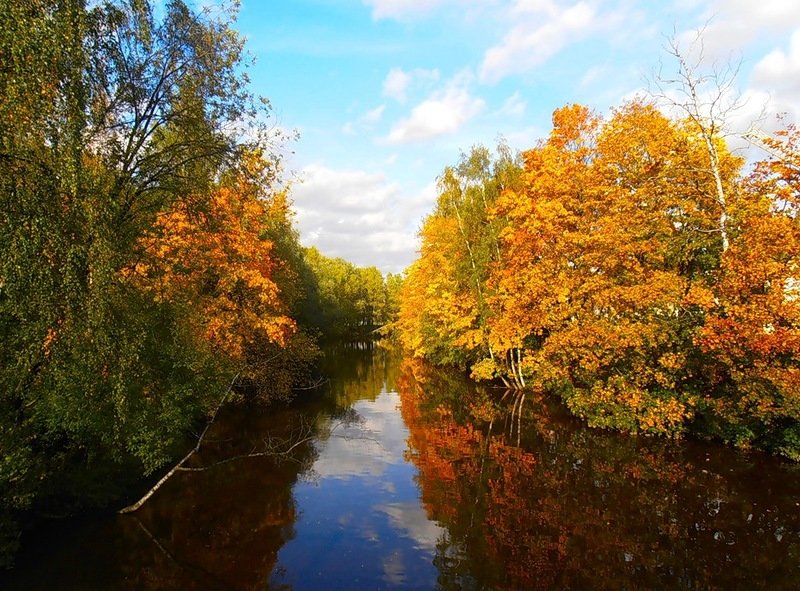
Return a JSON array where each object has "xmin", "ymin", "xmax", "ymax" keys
[
  {"xmin": 303, "ymin": 247, "xmax": 402, "ymax": 341},
  {"xmin": 395, "ymin": 101, "xmax": 800, "ymax": 459},
  {"xmin": 0, "ymin": 0, "xmax": 390, "ymax": 564}
]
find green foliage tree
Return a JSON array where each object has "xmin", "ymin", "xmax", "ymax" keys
[
  {"xmin": 0, "ymin": 0, "xmax": 302, "ymax": 564},
  {"xmin": 302, "ymin": 247, "xmax": 391, "ymax": 341}
]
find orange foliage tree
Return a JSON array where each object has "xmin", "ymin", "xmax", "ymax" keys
[
  {"xmin": 397, "ymin": 99, "xmax": 800, "ymax": 457},
  {"xmin": 485, "ymin": 101, "xmax": 744, "ymax": 437},
  {"xmin": 126, "ymin": 152, "xmax": 297, "ymax": 387},
  {"xmin": 396, "ymin": 214, "xmax": 481, "ymax": 366},
  {"xmin": 699, "ymin": 125, "xmax": 800, "ymax": 455}
]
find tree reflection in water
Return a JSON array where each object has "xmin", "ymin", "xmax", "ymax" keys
[
  {"xmin": 1, "ymin": 343, "xmax": 400, "ymax": 591},
  {"xmin": 397, "ymin": 357, "xmax": 800, "ymax": 591},
  {"xmin": 3, "ymin": 347, "xmax": 799, "ymax": 590},
  {"xmin": 3, "ymin": 402, "xmax": 317, "ymax": 591}
]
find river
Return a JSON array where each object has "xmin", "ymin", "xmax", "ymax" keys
[{"xmin": 2, "ymin": 343, "xmax": 799, "ymax": 589}]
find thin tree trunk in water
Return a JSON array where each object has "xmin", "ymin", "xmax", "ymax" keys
[
  {"xmin": 490, "ymin": 346, "xmax": 512, "ymax": 388},
  {"xmin": 119, "ymin": 371, "xmax": 241, "ymax": 514},
  {"xmin": 508, "ymin": 349, "xmax": 519, "ymax": 389},
  {"xmin": 510, "ymin": 391, "xmax": 524, "ymax": 439}
]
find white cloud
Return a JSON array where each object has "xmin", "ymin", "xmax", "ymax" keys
[
  {"xmin": 579, "ymin": 64, "xmax": 608, "ymax": 89},
  {"xmin": 666, "ymin": 9, "xmax": 800, "ymax": 141},
  {"xmin": 511, "ymin": 0, "xmax": 561, "ymax": 16},
  {"xmin": 310, "ymin": 392, "xmax": 412, "ymax": 479},
  {"xmin": 382, "ymin": 67, "xmax": 441, "ymax": 103},
  {"xmin": 502, "ymin": 124, "xmax": 546, "ymax": 150},
  {"xmin": 744, "ymin": 31, "xmax": 800, "ymax": 134},
  {"xmin": 364, "ymin": 0, "xmax": 445, "ymax": 20},
  {"xmin": 363, "ymin": 0, "xmax": 497, "ymax": 21},
  {"xmin": 499, "ymin": 91, "xmax": 527, "ymax": 116},
  {"xmin": 383, "ymin": 68, "xmax": 413, "ymax": 102},
  {"xmin": 374, "ymin": 502, "xmax": 446, "ymax": 551},
  {"xmin": 363, "ymin": 104, "xmax": 387, "ymax": 123},
  {"xmin": 343, "ymin": 104, "xmax": 387, "ymax": 135},
  {"xmin": 385, "ymin": 75, "xmax": 486, "ymax": 143},
  {"xmin": 673, "ymin": 0, "xmax": 800, "ymax": 64},
  {"xmin": 480, "ymin": 0, "xmax": 596, "ymax": 84},
  {"xmin": 752, "ymin": 30, "xmax": 800, "ymax": 97},
  {"xmin": 291, "ymin": 164, "xmax": 431, "ymax": 273}
]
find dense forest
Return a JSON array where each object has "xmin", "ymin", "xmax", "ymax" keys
[
  {"xmin": 395, "ymin": 101, "xmax": 800, "ymax": 460},
  {"xmin": 0, "ymin": 0, "xmax": 395, "ymax": 565}
]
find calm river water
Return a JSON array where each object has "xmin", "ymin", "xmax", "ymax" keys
[{"xmin": 3, "ymin": 344, "xmax": 800, "ymax": 590}]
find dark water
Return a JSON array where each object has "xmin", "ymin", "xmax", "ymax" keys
[{"xmin": 2, "ymin": 345, "xmax": 800, "ymax": 590}]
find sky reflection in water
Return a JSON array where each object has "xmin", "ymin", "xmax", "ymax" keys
[{"xmin": 269, "ymin": 389, "xmax": 446, "ymax": 591}]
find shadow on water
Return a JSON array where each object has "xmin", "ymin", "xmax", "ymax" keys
[{"xmin": 2, "ymin": 346, "xmax": 800, "ymax": 590}]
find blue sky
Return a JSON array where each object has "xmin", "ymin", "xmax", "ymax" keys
[{"xmin": 227, "ymin": 0, "xmax": 800, "ymax": 274}]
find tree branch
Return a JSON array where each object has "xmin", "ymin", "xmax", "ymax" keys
[{"xmin": 119, "ymin": 370, "xmax": 241, "ymax": 514}]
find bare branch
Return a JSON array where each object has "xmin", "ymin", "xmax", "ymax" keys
[
  {"xmin": 648, "ymin": 26, "xmax": 747, "ymax": 253},
  {"xmin": 292, "ymin": 377, "xmax": 329, "ymax": 391},
  {"xmin": 119, "ymin": 370, "xmax": 241, "ymax": 514}
]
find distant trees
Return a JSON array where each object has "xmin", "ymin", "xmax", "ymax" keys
[
  {"xmin": 303, "ymin": 247, "xmax": 396, "ymax": 340},
  {"xmin": 396, "ymin": 99, "xmax": 800, "ymax": 458}
]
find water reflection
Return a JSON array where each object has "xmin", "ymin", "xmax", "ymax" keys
[
  {"xmin": 267, "ymin": 348, "xmax": 444, "ymax": 590},
  {"xmin": 310, "ymin": 394, "xmax": 410, "ymax": 480},
  {"xmin": 3, "ymin": 345, "xmax": 800, "ymax": 590},
  {"xmin": 398, "ymin": 357, "xmax": 800, "ymax": 590},
  {"xmin": 2, "ymin": 402, "xmax": 317, "ymax": 590}
]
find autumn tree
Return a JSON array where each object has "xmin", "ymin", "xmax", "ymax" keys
[
  {"xmin": 396, "ymin": 213, "xmax": 480, "ymax": 366},
  {"xmin": 396, "ymin": 38, "xmax": 800, "ymax": 462},
  {"xmin": 396, "ymin": 144, "xmax": 523, "ymax": 377},
  {"xmin": 126, "ymin": 151, "xmax": 318, "ymax": 399},
  {"xmin": 481, "ymin": 105, "xmax": 600, "ymax": 389},
  {"xmin": 398, "ymin": 101, "xmax": 760, "ymax": 444},
  {"xmin": 0, "ymin": 0, "xmax": 297, "ymax": 563},
  {"xmin": 699, "ymin": 124, "xmax": 800, "ymax": 457},
  {"xmin": 484, "ymin": 101, "xmax": 745, "ymax": 435}
]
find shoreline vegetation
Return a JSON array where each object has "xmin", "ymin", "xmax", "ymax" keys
[
  {"xmin": 0, "ymin": 0, "xmax": 399, "ymax": 566},
  {"xmin": 2, "ymin": 0, "xmax": 799, "ymax": 571},
  {"xmin": 394, "ymin": 102, "xmax": 800, "ymax": 462}
]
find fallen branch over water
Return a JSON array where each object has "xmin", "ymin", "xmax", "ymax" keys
[
  {"xmin": 118, "ymin": 371, "xmax": 241, "ymax": 514},
  {"xmin": 292, "ymin": 376, "xmax": 330, "ymax": 391},
  {"xmin": 176, "ymin": 421, "xmax": 319, "ymax": 472}
]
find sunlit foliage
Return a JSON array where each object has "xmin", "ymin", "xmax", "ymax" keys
[{"xmin": 396, "ymin": 100, "xmax": 800, "ymax": 458}]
